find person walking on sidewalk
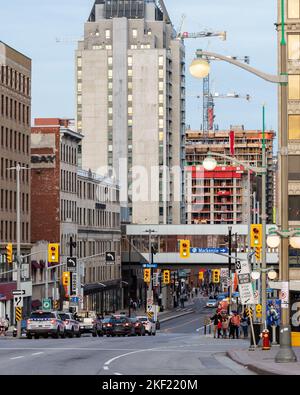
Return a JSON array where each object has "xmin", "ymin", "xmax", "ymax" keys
[
  {"xmin": 210, "ymin": 310, "xmax": 222, "ymax": 339},
  {"xmin": 222, "ymin": 315, "xmax": 229, "ymax": 339},
  {"xmin": 240, "ymin": 313, "xmax": 249, "ymax": 338},
  {"xmin": 230, "ymin": 312, "xmax": 241, "ymax": 339}
]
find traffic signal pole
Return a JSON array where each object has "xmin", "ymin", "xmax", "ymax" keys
[{"xmin": 45, "ymin": 246, "xmax": 48, "ymax": 299}]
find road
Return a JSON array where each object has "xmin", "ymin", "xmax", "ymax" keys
[{"xmin": 0, "ymin": 298, "xmax": 255, "ymax": 375}]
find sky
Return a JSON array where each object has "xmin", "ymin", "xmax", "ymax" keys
[{"xmin": 0, "ymin": 0, "xmax": 278, "ymax": 141}]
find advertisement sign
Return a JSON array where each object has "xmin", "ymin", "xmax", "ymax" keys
[
  {"xmin": 290, "ymin": 292, "xmax": 300, "ymax": 332},
  {"xmin": 266, "ymin": 299, "xmax": 281, "ymax": 327}
]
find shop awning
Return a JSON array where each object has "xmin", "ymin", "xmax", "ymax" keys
[
  {"xmin": 83, "ymin": 279, "xmax": 121, "ymax": 295},
  {"xmin": 0, "ymin": 282, "xmax": 17, "ymax": 301}
]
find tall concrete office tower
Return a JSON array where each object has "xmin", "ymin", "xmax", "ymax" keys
[{"xmin": 76, "ymin": 0, "xmax": 185, "ymax": 224}]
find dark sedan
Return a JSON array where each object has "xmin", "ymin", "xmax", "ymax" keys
[
  {"xmin": 129, "ymin": 317, "xmax": 146, "ymax": 336},
  {"xmin": 105, "ymin": 316, "xmax": 135, "ymax": 337}
]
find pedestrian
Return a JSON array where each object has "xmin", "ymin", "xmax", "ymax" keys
[
  {"xmin": 195, "ymin": 288, "xmax": 198, "ymax": 297},
  {"xmin": 240, "ymin": 314, "xmax": 249, "ymax": 338},
  {"xmin": 230, "ymin": 312, "xmax": 241, "ymax": 339},
  {"xmin": 180, "ymin": 295, "xmax": 185, "ymax": 308},
  {"xmin": 217, "ymin": 318, "xmax": 222, "ymax": 338},
  {"xmin": 210, "ymin": 310, "xmax": 222, "ymax": 339},
  {"xmin": 222, "ymin": 316, "xmax": 229, "ymax": 339},
  {"xmin": 133, "ymin": 301, "xmax": 137, "ymax": 311}
]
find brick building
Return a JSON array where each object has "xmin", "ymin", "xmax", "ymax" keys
[
  {"xmin": 30, "ymin": 118, "xmax": 122, "ymax": 313},
  {"xmin": 0, "ymin": 42, "xmax": 32, "ymax": 320}
]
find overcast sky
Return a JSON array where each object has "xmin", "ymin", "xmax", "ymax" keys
[{"xmin": 0, "ymin": 0, "xmax": 278, "ymax": 141}]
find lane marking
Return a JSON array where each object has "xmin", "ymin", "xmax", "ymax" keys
[
  {"xmin": 10, "ymin": 356, "xmax": 24, "ymax": 360},
  {"xmin": 103, "ymin": 366, "xmax": 109, "ymax": 370},
  {"xmin": 114, "ymin": 372, "xmax": 123, "ymax": 375},
  {"xmin": 104, "ymin": 349, "xmax": 148, "ymax": 367},
  {"xmin": 31, "ymin": 352, "xmax": 44, "ymax": 356},
  {"xmin": 162, "ymin": 317, "xmax": 202, "ymax": 331}
]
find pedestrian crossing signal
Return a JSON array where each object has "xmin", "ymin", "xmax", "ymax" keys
[
  {"xmin": 144, "ymin": 269, "xmax": 151, "ymax": 283},
  {"xmin": 179, "ymin": 240, "xmax": 190, "ymax": 259},
  {"xmin": 163, "ymin": 270, "xmax": 170, "ymax": 284}
]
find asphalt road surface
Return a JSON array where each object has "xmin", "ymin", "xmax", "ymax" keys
[{"xmin": 0, "ymin": 298, "xmax": 255, "ymax": 375}]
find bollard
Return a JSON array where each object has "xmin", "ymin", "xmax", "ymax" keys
[
  {"xmin": 209, "ymin": 325, "xmax": 211, "ymax": 335},
  {"xmin": 204, "ymin": 325, "xmax": 207, "ymax": 335},
  {"xmin": 271, "ymin": 325, "xmax": 278, "ymax": 345}
]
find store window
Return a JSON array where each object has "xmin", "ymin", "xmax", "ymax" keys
[{"xmin": 289, "ymin": 115, "xmax": 300, "ymax": 139}]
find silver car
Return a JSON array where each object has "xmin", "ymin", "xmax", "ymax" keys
[
  {"xmin": 136, "ymin": 316, "xmax": 156, "ymax": 336},
  {"xmin": 26, "ymin": 310, "xmax": 66, "ymax": 339},
  {"xmin": 58, "ymin": 312, "xmax": 81, "ymax": 338}
]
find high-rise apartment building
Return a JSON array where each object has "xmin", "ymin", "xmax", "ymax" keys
[
  {"xmin": 76, "ymin": 0, "xmax": 185, "ymax": 225},
  {"xmin": 0, "ymin": 42, "xmax": 31, "ymax": 320},
  {"xmin": 185, "ymin": 127, "xmax": 275, "ymax": 224}
]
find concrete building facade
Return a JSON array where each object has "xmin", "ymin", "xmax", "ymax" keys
[
  {"xmin": 0, "ymin": 41, "xmax": 32, "ymax": 320},
  {"xmin": 76, "ymin": 0, "xmax": 185, "ymax": 225}
]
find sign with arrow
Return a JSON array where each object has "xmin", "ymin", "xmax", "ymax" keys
[
  {"xmin": 12, "ymin": 290, "xmax": 25, "ymax": 296},
  {"xmin": 14, "ymin": 296, "xmax": 23, "ymax": 308},
  {"xmin": 190, "ymin": 247, "xmax": 229, "ymax": 254},
  {"xmin": 67, "ymin": 257, "xmax": 77, "ymax": 272},
  {"xmin": 106, "ymin": 252, "xmax": 116, "ymax": 265}
]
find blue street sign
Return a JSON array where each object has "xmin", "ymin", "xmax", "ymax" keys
[
  {"xmin": 70, "ymin": 297, "xmax": 79, "ymax": 303},
  {"xmin": 143, "ymin": 264, "xmax": 158, "ymax": 268},
  {"xmin": 190, "ymin": 247, "xmax": 229, "ymax": 254}
]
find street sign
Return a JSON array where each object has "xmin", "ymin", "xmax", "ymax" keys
[
  {"xmin": 234, "ymin": 257, "xmax": 255, "ymax": 305},
  {"xmin": 143, "ymin": 264, "xmax": 158, "ymax": 268},
  {"xmin": 14, "ymin": 296, "xmax": 23, "ymax": 308},
  {"xmin": 12, "ymin": 290, "xmax": 25, "ymax": 296},
  {"xmin": 42, "ymin": 298, "xmax": 52, "ymax": 311},
  {"xmin": 67, "ymin": 257, "xmax": 77, "ymax": 272},
  {"xmin": 70, "ymin": 296, "xmax": 79, "ymax": 303},
  {"xmin": 71, "ymin": 273, "xmax": 77, "ymax": 295},
  {"xmin": 106, "ymin": 252, "xmax": 116, "ymax": 264},
  {"xmin": 190, "ymin": 247, "xmax": 229, "ymax": 254}
]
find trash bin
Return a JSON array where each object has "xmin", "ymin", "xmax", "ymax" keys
[{"xmin": 250, "ymin": 323, "xmax": 261, "ymax": 346}]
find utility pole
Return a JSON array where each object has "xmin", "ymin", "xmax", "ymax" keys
[
  {"xmin": 261, "ymin": 104, "xmax": 267, "ymax": 329},
  {"xmin": 7, "ymin": 163, "xmax": 28, "ymax": 339},
  {"xmin": 45, "ymin": 246, "xmax": 48, "ymax": 299},
  {"xmin": 228, "ymin": 226, "xmax": 232, "ymax": 314},
  {"xmin": 145, "ymin": 229, "xmax": 155, "ymax": 308}
]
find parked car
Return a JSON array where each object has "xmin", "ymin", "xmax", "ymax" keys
[
  {"xmin": 58, "ymin": 312, "xmax": 81, "ymax": 338},
  {"xmin": 136, "ymin": 316, "xmax": 156, "ymax": 336},
  {"xmin": 129, "ymin": 317, "xmax": 146, "ymax": 336},
  {"xmin": 26, "ymin": 311, "xmax": 66, "ymax": 339},
  {"xmin": 206, "ymin": 299, "xmax": 218, "ymax": 308},
  {"xmin": 77, "ymin": 311, "xmax": 102, "ymax": 337}
]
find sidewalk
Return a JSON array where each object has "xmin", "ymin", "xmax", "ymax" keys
[{"xmin": 227, "ymin": 346, "xmax": 300, "ymax": 375}]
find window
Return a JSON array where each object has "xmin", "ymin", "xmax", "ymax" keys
[
  {"xmin": 159, "ymin": 94, "xmax": 164, "ymax": 104},
  {"xmin": 108, "ymin": 69, "xmax": 113, "ymax": 78},
  {"xmin": 105, "ymin": 45, "xmax": 112, "ymax": 50},
  {"xmin": 128, "ymin": 69, "xmax": 133, "ymax": 77},
  {"xmin": 93, "ymin": 44, "xmax": 102, "ymax": 50},
  {"xmin": 132, "ymin": 29, "xmax": 138, "ymax": 39},
  {"xmin": 128, "ymin": 94, "xmax": 132, "ymax": 102},
  {"xmin": 77, "ymin": 82, "xmax": 82, "ymax": 92},
  {"xmin": 288, "ymin": 0, "xmax": 300, "ymax": 18},
  {"xmin": 77, "ymin": 70, "xmax": 82, "ymax": 79},
  {"xmin": 128, "ymin": 107, "xmax": 133, "ymax": 115},
  {"xmin": 289, "ymin": 115, "xmax": 300, "ymax": 139},
  {"xmin": 159, "ymin": 119, "xmax": 164, "ymax": 129},
  {"xmin": 108, "ymin": 107, "xmax": 113, "ymax": 114},
  {"xmin": 289, "ymin": 195, "xmax": 300, "ymax": 220},
  {"xmin": 77, "ymin": 57, "xmax": 82, "ymax": 67},
  {"xmin": 159, "ymin": 106, "xmax": 164, "ymax": 116},
  {"xmin": 159, "ymin": 132, "xmax": 164, "ymax": 141},
  {"xmin": 159, "ymin": 69, "xmax": 164, "ymax": 78},
  {"xmin": 159, "ymin": 81, "xmax": 164, "ymax": 91},
  {"xmin": 108, "ymin": 56, "xmax": 113, "ymax": 65},
  {"xmin": 108, "ymin": 95, "xmax": 113, "ymax": 102},
  {"xmin": 289, "ymin": 155, "xmax": 300, "ymax": 180},
  {"xmin": 128, "ymin": 81, "xmax": 133, "ymax": 89},
  {"xmin": 105, "ymin": 29, "xmax": 111, "ymax": 39},
  {"xmin": 288, "ymin": 34, "xmax": 300, "ymax": 60},
  {"xmin": 108, "ymin": 82, "xmax": 113, "ymax": 90},
  {"xmin": 289, "ymin": 75, "xmax": 300, "ymax": 100},
  {"xmin": 159, "ymin": 56, "xmax": 164, "ymax": 66},
  {"xmin": 128, "ymin": 56, "xmax": 133, "ymax": 67},
  {"xmin": 131, "ymin": 45, "xmax": 138, "ymax": 49},
  {"xmin": 77, "ymin": 95, "xmax": 82, "ymax": 105}
]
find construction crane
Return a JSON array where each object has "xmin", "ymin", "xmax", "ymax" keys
[{"xmin": 176, "ymin": 14, "xmax": 226, "ymax": 41}]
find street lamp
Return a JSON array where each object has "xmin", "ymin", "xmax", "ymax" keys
[{"xmin": 189, "ymin": 58, "xmax": 210, "ymax": 79}]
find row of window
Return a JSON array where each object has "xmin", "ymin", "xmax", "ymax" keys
[
  {"xmin": 0, "ymin": 158, "xmax": 29, "ymax": 182},
  {"xmin": 78, "ymin": 207, "xmax": 120, "ymax": 228},
  {"xmin": 0, "ymin": 126, "xmax": 29, "ymax": 153},
  {"xmin": 61, "ymin": 170, "xmax": 77, "ymax": 194},
  {"xmin": 0, "ymin": 189, "xmax": 29, "ymax": 212},
  {"xmin": 91, "ymin": 44, "xmax": 152, "ymax": 51},
  {"xmin": 78, "ymin": 239, "xmax": 120, "ymax": 259},
  {"xmin": 0, "ymin": 220, "xmax": 29, "ymax": 243},
  {"xmin": 78, "ymin": 179, "xmax": 119, "ymax": 202},
  {"xmin": 0, "ymin": 65, "xmax": 30, "ymax": 96},
  {"xmin": 0, "ymin": 94, "xmax": 30, "ymax": 125},
  {"xmin": 60, "ymin": 143, "xmax": 77, "ymax": 165},
  {"xmin": 60, "ymin": 199, "xmax": 77, "ymax": 223},
  {"xmin": 85, "ymin": 264, "xmax": 120, "ymax": 283}
]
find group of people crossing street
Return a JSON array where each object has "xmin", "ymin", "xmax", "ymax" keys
[{"xmin": 210, "ymin": 310, "xmax": 250, "ymax": 339}]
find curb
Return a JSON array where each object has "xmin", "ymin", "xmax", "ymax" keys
[
  {"xmin": 159, "ymin": 309, "xmax": 194, "ymax": 323},
  {"xmin": 226, "ymin": 350, "xmax": 281, "ymax": 375}
]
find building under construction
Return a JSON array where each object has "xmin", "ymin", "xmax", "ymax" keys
[{"xmin": 185, "ymin": 126, "xmax": 275, "ymax": 225}]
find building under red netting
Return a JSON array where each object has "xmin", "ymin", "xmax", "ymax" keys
[{"xmin": 186, "ymin": 165, "xmax": 247, "ymax": 225}]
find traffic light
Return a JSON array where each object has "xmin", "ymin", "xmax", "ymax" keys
[
  {"xmin": 255, "ymin": 247, "xmax": 262, "ymax": 261},
  {"xmin": 144, "ymin": 269, "xmax": 151, "ymax": 283},
  {"xmin": 6, "ymin": 243, "xmax": 13, "ymax": 264},
  {"xmin": 250, "ymin": 224, "xmax": 262, "ymax": 248},
  {"xmin": 212, "ymin": 269, "xmax": 220, "ymax": 284},
  {"xmin": 48, "ymin": 243, "xmax": 59, "ymax": 263},
  {"xmin": 198, "ymin": 271, "xmax": 204, "ymax": 281},
  {"xmin": 179, "ymin": 240, "xmax": 190, "ymax": 259},
  {"xmin": 163, "ymin": 270, "xmax": 170, "ymax": 284},
  {"xmin": 62, "ymin": 271, "xmax": 70, "ymax": 286}
]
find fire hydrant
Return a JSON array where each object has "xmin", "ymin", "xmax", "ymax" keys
[{"xmin": 260, "ymin": 329, "xmax": 271, "ymax": 350}]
